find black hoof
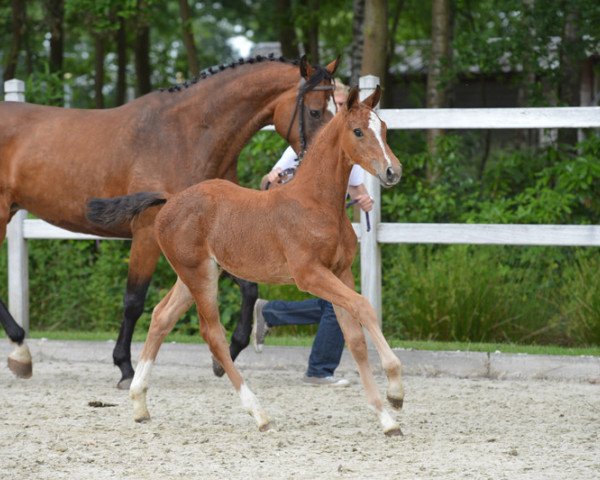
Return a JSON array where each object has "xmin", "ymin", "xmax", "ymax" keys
[
  {"xmin": 212, "ymin": 357, "xmax": 226, "ymax": 378},
  {"xmin": 117, "ymin": 377, "xmax": 133, "ymax": 390}
]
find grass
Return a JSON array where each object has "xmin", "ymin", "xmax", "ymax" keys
[{"xmin": 12, "ymin": 330, "xmax": 599, "ymax": 357}]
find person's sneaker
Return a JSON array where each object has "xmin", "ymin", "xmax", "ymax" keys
[
  {"xmin": 302, "ymin": 375, "xmax": 350, "ymax": 387},
  {"xmin": 251, "ymin": 299, "xmax": 270, "ymax": 353}
]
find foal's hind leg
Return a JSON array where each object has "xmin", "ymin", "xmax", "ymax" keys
[
  {"xmin": 211, "ymin": 272, "xmax": 258, "ymax": 378},
  {"xmin": 130, "ymin": 278, "xmax": 194, "ymax": 422},
  {"xmin": 181, "ymin": 261, "xmax": 270, "ymax": 431},
  {"xmin": 0, "ymin": 202, "xmax": 32, "ymax": 378}
]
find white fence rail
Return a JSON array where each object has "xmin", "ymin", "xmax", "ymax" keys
[{"xmin": 4, "ymin": 77, "xmax": 600, "ymax": 332}]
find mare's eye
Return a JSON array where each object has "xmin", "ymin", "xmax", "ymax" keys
[
  {"xmin": 354, "ymin": 128, "xmax": 363, "ymax": 137},
  {"xmin": 309, "ymin": 109, "xmax": 321, "ymax": 119}
]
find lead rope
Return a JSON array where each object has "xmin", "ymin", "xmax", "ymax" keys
[{"xmin": 345, "ymin": 198, "xmax": 371, "ymax": 232}]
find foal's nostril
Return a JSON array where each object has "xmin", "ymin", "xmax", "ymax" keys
[{"xmin": 386, "ymin": 167, "xmax": 398, "ymax": 183}]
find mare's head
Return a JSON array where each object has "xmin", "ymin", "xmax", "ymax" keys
[
  {"xmin": 273, "ymin": 56, "xmax": 340, "ymax": 154},
  {"xmin": 338, "ymin": 86, "xmax": 402, "ymax": 187}
]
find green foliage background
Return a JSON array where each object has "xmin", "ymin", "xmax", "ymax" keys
[{"xmin": 1, "ymin": 132, "xmax": 600, "ymax": 346}]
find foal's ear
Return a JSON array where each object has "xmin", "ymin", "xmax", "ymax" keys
[
  {"xmin": 300, "ymin": 55, "xmax": 315, "ymax": 80},
  {"xmin": 362, "ymin": 85, "xmax": 381, "ymax": 109},
  {"xmin": 345, "ymin": 87, "xmax": 360, "ymax": 110},
  {"xmin": 325, "ymin": 56, "xmax": 341, "ymax": 75}
]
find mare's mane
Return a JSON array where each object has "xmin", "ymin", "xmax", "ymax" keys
[{"xmin": 161, "ymin": 54, "xmax": 301, "ymax": 93}]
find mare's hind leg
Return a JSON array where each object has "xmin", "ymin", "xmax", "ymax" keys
[
  {"xmin": 211, "ymin": 272, "xmax": 258, "ymax": 378},
  {"xmin": 130, "ymin": 278, "xmax": 195, "ymax": 422},
  {"xmin": 0, "ymin": 201, "xmax": 32, "ymax": 378},
  {"xmin": 113, "ymin": 228, "xmax": 162, "ymax": 389},
  {"xmin": 181, "ymin": 260, "xmax": 270, "ymax": 431},
  {"xmin": 295, "ymin": 266, "xmax": 403, "ymax": 436}
]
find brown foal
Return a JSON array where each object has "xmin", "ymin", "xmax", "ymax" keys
[
  {"xmin": 87, "ymin": 86, "xmax": 404, "ymax": 435},
  {"xmin": 0, "ymin": 55, "xmax": 337, "ymax": 386}
]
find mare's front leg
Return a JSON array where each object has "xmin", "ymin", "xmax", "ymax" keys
[
  {"xmin": 296, "ymin": 266, "xmax": 403, "ymax": 436},
  {"xmin": 212, "ymin": 272, "xmax": 259, "ymax": 378},
  {"xmin": 113, "ymin": 228, "xmax": 162, "ymax": 389},
  {"xmin": 0, "ymin": 204, "xmax": 32, "ymax": 378},
  {"xmin": 130, "ymin": 278, "xmax": 195, "ymax": 422}
]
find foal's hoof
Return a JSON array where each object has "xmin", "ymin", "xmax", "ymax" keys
[
  {"xmin": 7, "ymin": 358, "xmax": 32, "ymax": 379},
  {"xmin": 211, "ymin": 357, "xmax": 226, "ymax": 378},
  {"xmin": 387, "ymin": 396, "xmax": 404, "ymax": 410},
  {"xmin": 258, "ymin": 422, "xmax": 271, "ymax": 432},
  {"xmin": 134, "ymin": 415, "xmax": 151, "ymax": 424},
  {"xmin": 117, "ymin": 377, "xmax": 133, "ymax": 390},
  {"xmin": 384, "ymin": 425, "xmax": 404, "ymax": 437}
]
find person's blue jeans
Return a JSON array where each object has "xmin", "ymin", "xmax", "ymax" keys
[{"xmin": 262, "ymin": 298, "xmax": 345, "ymax": 378}]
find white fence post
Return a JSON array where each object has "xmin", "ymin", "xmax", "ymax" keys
[
  {"xmin": 4, "ymin": 79, "xmax": 29, "ymax": 335},
  {"xmin": 359, "ymin": 75, "xmax": 382, "ymax": 326}
]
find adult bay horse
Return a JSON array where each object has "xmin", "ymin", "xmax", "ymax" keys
[
  {"xmin": 0, "ymin": 55, "xmax": 338, "ymax": 387},
  {"xmin": 87, "ymin": 86, "xmax": 405, "ymax": 435}
]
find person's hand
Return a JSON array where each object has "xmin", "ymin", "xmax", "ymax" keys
[
  {"xmin": 267, "ymin": 167, "xmax": 283, "ymax": 183},
  {"xmin": 354, "ymin": 193, "xmax": 373, "ymax": 212}
]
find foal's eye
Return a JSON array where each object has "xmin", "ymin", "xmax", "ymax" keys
[
  {"xmin": 309, "ymin": 109, "xmax": 321, "ymax": 119},
  {"xmin": 354, "ymin": 128, "xmax": 363, "ymax": 137}
]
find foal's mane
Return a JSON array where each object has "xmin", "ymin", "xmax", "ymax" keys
[{"xmin": 160, "ymin": 54, "xmax": 301, "ymax": 93}]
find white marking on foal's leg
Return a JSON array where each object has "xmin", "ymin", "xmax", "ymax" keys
[
  {"xmin": 368, "ymin": 111, "xmax": 393, "ymax": 168},
  {"xmin": 370, "ymin": 405, "xmax": 403, "ymax": 436},
  {"xmin": 239, "ymin": 383, "xmax": 270, "ymax": 431},
  {"xmin": 7, "ymin": 341, "xmax": 32, "ymax": 378},
  {"xmin": 130, "ymin": 360, "xmax": 154, "ymax": 422}
]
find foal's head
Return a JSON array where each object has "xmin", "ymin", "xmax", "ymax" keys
[
  {"xmin": 274, "ymin": 56, "xmax": 340, "ymax": 154},
  {"xmin": 339, "ymin": 86, "xmax": 402, "ymax": 187}
]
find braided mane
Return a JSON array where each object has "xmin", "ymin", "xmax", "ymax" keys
[{"xmin": 161, "ymin": 53, "xmax": 300, "ymax": 93}]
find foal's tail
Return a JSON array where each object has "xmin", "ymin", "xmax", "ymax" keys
[{"xmin": 86, "ymin": 192, "xmax": 167, "ymax": 228}]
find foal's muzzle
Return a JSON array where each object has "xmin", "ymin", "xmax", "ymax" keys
[{"xmin": 378, "ymin": 164, "xmax": 402, "ymax": 188}]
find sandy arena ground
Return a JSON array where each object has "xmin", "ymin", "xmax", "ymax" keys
[{"xmin": 0, "ymin": 342, "xmax": 598, "ymax": 479}]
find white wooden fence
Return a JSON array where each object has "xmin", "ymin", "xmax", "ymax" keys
[{"xmin": 4, "ymin": 77, "xmax": 600, "ymax": 333}]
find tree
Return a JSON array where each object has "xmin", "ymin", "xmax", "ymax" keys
[
  {"xmin": 360, "ymin": 0, "xmax": 388, "ymax": 98},
  {"xmin": 178, "ymin": 0, "xmax": 200, "ymax": 78},
  {"xmin": 350, "ymin": 0, "xmax": 365, "ymax": 86},
  {"xmin": 134, "ymin": 0, "xmax": 152, "ymax": 95},
  {"xmin": 275, "ymin": 0, "xmax": 300, "ymax": 58},
  {"xmin": 298, "ymin": 0, "xmax": 320, "ymax": 64},
  {"xmin": 46, "ymin": 0, "xmax": 64, "ymax": 75},
  {"xmin": 3, "ymin": 0, "xmax": 26, "ymax": 83},
  {"xmin": 426, "ymin": 0, "xmax": 451, "ymax": 169}
]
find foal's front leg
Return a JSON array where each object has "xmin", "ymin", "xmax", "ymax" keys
[{"xmin": 297, "ymin": 266, "xmax": 403, "ymax": 435}]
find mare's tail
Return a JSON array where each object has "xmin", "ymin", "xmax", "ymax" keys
[{"xmin": 86, "ymin": 192, "xmax": 167, "ymax": 228}]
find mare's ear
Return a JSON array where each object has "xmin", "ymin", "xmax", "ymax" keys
[
  {"xmin": 345, "ymin": 87, "xmax": 360, "ymax": 110},
  {"xmin": 300, "ymin": 55, "xmax": 315, "ymax": 80},
  {"xmin": 362, "ymin": 85, "xmax": 381, "ymax": 109},
  {"xmin": 325, "ymin": 56, "xmax": 341, "ymax": 75}
]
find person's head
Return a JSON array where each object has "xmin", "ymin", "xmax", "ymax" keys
[{"xmin": 332, "ymin": 79, "xmax": 350, "ymax": 111}]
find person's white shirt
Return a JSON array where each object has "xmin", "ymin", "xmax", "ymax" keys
[{"xmin": 273, "ymin": 146, "xmax": 364, "ymax": 187}]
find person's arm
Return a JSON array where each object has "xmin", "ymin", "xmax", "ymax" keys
[
  {"xmin": 347, "ymin": 183, "xmax": 373, "ymax": 212},
  {"xmin": 267, "ymin": 146, "xmax": 297, "ymax": 184}
]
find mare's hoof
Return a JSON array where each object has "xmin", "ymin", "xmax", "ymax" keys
[
  {"xmin": 384, "ymin": 426, "xmax": 403, "ymax": 437},
  {"xmin": 212, "ymin": 357, "xmax": 226, "ymax": 378},
  {"xmin": 134, "ymin": 415, "xmax": 151, "ymax": 424},
  {"xmin": 258, "ymin": 422, "xmax": 271, "ymax": 432},
  {"xmin": 117, "ymin": 377, "xmax": 133, "ymax": 390},
  {"xmin": 387, "ymin": 396, "xmax": 404, "ymax": 410},
  {"xmin": 7, "ymin": 358, "xmax": 32, "ymax": 379}
]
